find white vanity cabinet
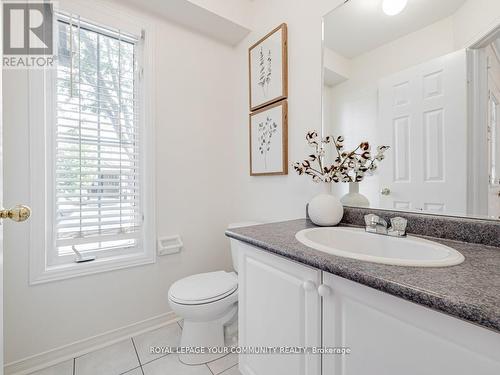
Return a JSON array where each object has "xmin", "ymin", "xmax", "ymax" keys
[
  {"xmin": 237, "ymin": 241, "xmax": 500, "ymax": 375},
  {"xmin": 321, "ymin": 273, "xmax": 500, "ymax": 375},
  {"xmin": 237, "ymin": 242, "xmax": 322, "ymax": 375}
]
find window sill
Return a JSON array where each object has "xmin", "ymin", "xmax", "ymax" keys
[{"xmin": 29, "ymin": 251, "xmax": 156, "ymax": 285}]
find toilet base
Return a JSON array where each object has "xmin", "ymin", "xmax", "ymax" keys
[{"xmin": 179, "ymin": 305, "xmax": 237, "ymax": 365}]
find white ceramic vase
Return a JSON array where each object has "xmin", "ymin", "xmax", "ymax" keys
[
  {"xmin": 308, "ymin": 185, "xmax": 344, "ymax": 226},
  {"xmin": 340, "ymin": 182, "xmax": 370, "ymax": 208}
]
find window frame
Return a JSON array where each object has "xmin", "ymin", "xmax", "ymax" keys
[{"xmin": 29, "ymin": 3, "xmax": 156, "ymax": 284}]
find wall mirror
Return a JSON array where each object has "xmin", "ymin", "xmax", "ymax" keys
[{"xmin": 322, "ymin": 0, "xmax": 500, "ymax": 220}]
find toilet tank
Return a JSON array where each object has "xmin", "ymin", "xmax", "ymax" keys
[{"xmin": 228, "ymin": 222, "xmax": 261, "ymax": 273}]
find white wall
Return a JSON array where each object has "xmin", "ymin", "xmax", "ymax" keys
[
  {"xmin": 230, "ymin": 0, "xmax": 343, "ymax": 223},
  {"xmin": 5, "ymin": 0, "xmax": 347, "ymax": 365},
  {"xmin": 237, "ymin": 0, "xmax": 500, "ymax": 217},
  {"xmin": 8, "ymin": 0, "xmax": 498, "ymax": 366},
  {"xmin": 453, "ymin": 0, "xmax": 500, "ymax": 48},
  {"xmin": 324, "ymin": 47, "xmax": 351, "ymax": 81},
  {"xmin": 3, "ymin": 0, "xmax": 239, "ymax": 364}
]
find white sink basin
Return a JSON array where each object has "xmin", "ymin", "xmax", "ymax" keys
[{"xmin": 295, "ymin": 227, "xmax": 464, "ymax": 267}]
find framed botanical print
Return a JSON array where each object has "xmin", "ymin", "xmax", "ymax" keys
[
  {"xmin": 248, "ymin": 23, "xmax": 288, "ymax": 111},
  {"xmin": 249, "ymin": 100, "xmax": 288, "ymax": 176}
]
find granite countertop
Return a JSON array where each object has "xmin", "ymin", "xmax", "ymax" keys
[{"xmin": 225, "ymin": 219, "xmax": 500, "ymax": 333}]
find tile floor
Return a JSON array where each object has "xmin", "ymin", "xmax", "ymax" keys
[{"xmin": 29, "ymin": 321, "xmax": 241, "ymax": 375}]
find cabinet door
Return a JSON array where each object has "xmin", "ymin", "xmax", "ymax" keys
[
  {"xmin": 322, "ymin": 272, "xmax": 500, "ymax": 375},
  {"xmin": 238, "ymin": 241, "xmax": 322, "ymax": 375}
]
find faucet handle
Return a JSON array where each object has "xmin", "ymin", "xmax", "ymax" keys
[
  {"xmin": 364, "ymin": 214, "xmax": 388, "ymax": 234},
  {"xmin": 365, "ymin": 214, "xmax": 380, "ymax": 228},
  {"xmin": 389, "ymin": 217, "xmax": 407, "ymax": 236},
  {"xmin": 364, "ymin": 214, "xmax": 380, "ymax": 227}
]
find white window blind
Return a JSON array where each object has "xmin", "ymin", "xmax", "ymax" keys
[{"xmin": 54, "ymin": 13, "xmax": 143, "ymax": 260}]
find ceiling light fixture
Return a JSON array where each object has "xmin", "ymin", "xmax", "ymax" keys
[{"xmin": 382, "ymin": 0, "xmax": 408, "ymax": 16}]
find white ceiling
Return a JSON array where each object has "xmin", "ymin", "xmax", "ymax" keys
[
  {"xmin": 120, "ymin": 0, "xmax": 251, "ymax": 46},
  {"xmin": 324, "ymin": 0, "xmax": 467, "ymax": 58}
]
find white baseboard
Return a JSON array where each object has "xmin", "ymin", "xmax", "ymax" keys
[{"xmin": 4, "ymin": 312, "xmax": 179, "ymax": 375}]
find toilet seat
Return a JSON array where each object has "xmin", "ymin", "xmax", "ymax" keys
[{"xmin": 169, "ymin": 271, "xmax": 237, "ymax": 305}]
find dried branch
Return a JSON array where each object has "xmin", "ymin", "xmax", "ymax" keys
[{"xmin": 293, "ymin": 131, "xmax": 390, "ymax": 184}]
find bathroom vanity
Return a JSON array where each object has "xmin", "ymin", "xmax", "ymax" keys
[
  {"xmin": 228, "ymin": 1, "xmax": 500, "ymax": 372},
  {"xmin": 226, "ymin": 218, "xmax": 500, "ymax": 375}
]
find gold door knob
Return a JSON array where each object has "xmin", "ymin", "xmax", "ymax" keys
[{"xmin": 0, "ymin": 205, "xmax": 31, "ymax": 222}]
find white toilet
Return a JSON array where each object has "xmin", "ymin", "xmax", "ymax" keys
[{"xmin": 168, "ymin": 222, "xmax": 259, "ymax": 365}]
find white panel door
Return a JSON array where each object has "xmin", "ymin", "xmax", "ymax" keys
[
  {"xmin": 378, "ymin": 50, "xmax": 468, "ymax": 214},
  {"xmin": 237, "ymin": 242, "xmax": 322, "ymax": 375},
  {"xmin": 487, "ymin": 69, "xmax": 500, "ymax": 218},
  {"xmin": 322, "ymin": 272, "xmax": 500, "ymax": 375}
]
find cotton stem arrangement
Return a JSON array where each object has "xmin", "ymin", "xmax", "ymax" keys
[{"xmin": 293, "ymin": 131, "xmax": 390, "ymax": 183}]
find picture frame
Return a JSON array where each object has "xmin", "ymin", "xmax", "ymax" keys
[
  {"xmin": 248, "ymin": 23, "xmax": 288, "ymax": 111},
  {"xmin": 249, "ymin": 100, "xmax": 288, "ymax": 176}
]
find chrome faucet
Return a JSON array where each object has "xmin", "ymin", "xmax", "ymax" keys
[
  {"xmin": 364, "ymin": 214, "xmax": 407, "ymax": 237},
  {"xmin": 364, "ymin": 214, "xmax": 388, "ymax": 234}
]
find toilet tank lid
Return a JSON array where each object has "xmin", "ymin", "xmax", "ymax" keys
[{"xmin": 227, "ymin": 222, "xmax": 261, "ymax": 229}]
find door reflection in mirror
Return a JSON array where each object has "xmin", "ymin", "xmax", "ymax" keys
[{"xmin": 322, "ymin": 0, "xmax": 500, "ymax": 220}]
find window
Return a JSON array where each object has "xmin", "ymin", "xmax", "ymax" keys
[{"xmin": 29, "ymin": 10, "xmax": 155, "ymax": 283}]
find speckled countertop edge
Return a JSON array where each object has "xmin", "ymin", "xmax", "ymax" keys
[{"xmin": 226, "ymin": 219, "xmax": 500, "ymax": 333}]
